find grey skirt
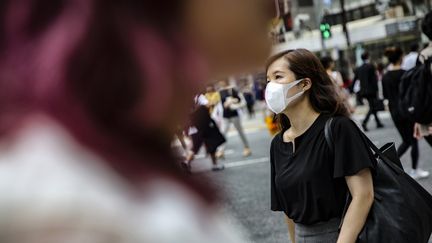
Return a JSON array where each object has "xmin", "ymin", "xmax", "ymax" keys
[{"xmin": 295, "ymin": 218, "xmax": 340, "ymax": 243}]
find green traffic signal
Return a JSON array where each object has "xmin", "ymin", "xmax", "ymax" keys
[
  {"xmin": 320, "ymin": 22, "xmax": 331, "ymax": 39},
  {"xmin": 320, "ymin": 24, "xmax": 326, "ymax": 31}
]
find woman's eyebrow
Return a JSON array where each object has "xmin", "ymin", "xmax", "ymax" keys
[{"xmin": 272, "ymin": 71, "xmax": 284, "ymax": 75}]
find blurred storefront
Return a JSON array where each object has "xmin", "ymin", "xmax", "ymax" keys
[{"xmin": 272, "ymin": 0, "xmax": 430, "ymax": 77}]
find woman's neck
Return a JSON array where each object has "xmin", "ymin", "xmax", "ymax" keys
[
  {"xmin": 282, "ymin": 99, "xmax": 320, "ymax": 135},
  {"xmin": 390, "ymin": 62, "xmax": 402, "ymax": 70}
]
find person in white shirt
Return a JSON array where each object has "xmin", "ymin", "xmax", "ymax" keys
[{"xmin": 401, "ymin": 43, "xmax": 419, "ymax": 70}]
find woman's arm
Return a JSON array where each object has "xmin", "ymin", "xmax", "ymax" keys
[
  {"xmin": 337, "ymin": 168, "xmax": 374, "ymax": 243},
  {"xmin": 284, "ymin": 215, "xmax": 295, "ymax": 243},
  {"xmin": 414, "ymin": 123, "xmax": 432, "ymax": 139}
]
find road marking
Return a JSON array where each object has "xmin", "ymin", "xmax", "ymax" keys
[
  {"xmin": 352, "ymin": 112, "xmax": 391, "ymax": 121},
  {"xmin": 224, "ymin": 157, "xmax": 269, "ymax": 168},
  {"xmin": 226, "ymin": 127, "xmax": 264, "ymax": 137},
  {"xmin": 194, "ymin": 149, "xmax": 235, "ymax": 159}
]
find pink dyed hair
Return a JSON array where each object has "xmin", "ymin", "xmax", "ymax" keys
[{"xmin": 0, "ymin": 0, "xmax": 216, "ymax": 202}]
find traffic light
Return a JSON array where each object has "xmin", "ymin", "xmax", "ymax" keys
[{"xmin": 320, "ymin": 22, "xmax": 332, "ymax": 40}]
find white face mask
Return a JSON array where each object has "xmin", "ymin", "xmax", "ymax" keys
[{"xmin": 265, "ymin": 79, "xmax": 305, "ymax": 114}]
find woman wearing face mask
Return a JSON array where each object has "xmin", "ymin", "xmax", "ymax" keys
[{"xmin": 266, "ymin": 49, "xmax": 374, "ymax": 243}]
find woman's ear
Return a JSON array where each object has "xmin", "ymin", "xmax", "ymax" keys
[{"xmin": 302, "ymin": 78, "xmax": 312, "ymax": 91}]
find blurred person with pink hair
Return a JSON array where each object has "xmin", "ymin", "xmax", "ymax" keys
[{"xmin": 0, "ymin": 0, "xmax": 270, "ymax": 242}]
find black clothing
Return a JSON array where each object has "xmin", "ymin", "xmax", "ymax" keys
[
  {"xmin": 382, "ymin": 69, "xmax": 419, "ymax": 169},
  {"xmin": 354, "ymin": 63, "xmax": 378, "ymax": 97},
  {"xmin": 270, "ymin": 115, "xmax": 374, "ymax": 225},
  {"xmin": 362, "ymin": 96, "xmax": 383, "ymax": 128},
  {"xmin": 397, "ymin": 141, "xmax": 419, "ymax": 169},
  {"xmin": 190, "ymin": 105, "xmax": 226, "ymax": 154},
  {"xmin": 243, "ymin": 92, "xmax": 255, "ymax": 105},
  {"xmin": 426, "ymin": 135, "xmax": 432, "ymax": 147},
  {"xmin": 354, "ymin": 63, "xmax": 382, "ymax": 127},
  {"xmin": 219, "ymin": 88, "xmax": 241, "ymax": 118},
  {"xmin": 382, "ymin": 70, "xmax": 405, "ymax": 112},
  {"xmin": 420, "ymin": 48, "xmax": 432, "ymax": 146},
  {"xmin": 243, "ymin": 92, "xmax": 255, "ymax": 118}
]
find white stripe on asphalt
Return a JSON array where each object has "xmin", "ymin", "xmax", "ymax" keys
[
  {"xmin": 352, "ymin": 112, "xmax": 391, "ymax": 121},
  {"xmin": 194, "ymin": 149, "xmax": 235, "ymax": 159},
  {"xmin": 224, "ymin": 157, "xmax": 269, "ymax": 168}
]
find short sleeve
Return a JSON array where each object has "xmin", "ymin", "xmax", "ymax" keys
[
  {"xmin": 270, "ymin": 137, "xmax": 282, "ymax": 211},
  {"xmin": 332, "ymin": 117, "xmax": 375, "ymax": 178}
]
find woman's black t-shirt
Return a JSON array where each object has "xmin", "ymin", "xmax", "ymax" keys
[
  {"xmin": 382, "ymin": 69, "xmax": 405, "ymax": 113},
  {"xmin": 270, "ymin": 114, "xmax": 374, "ymax": 225}
]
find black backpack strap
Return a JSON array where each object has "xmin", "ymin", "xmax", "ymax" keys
[
  {"xmin": 415, "ymin": 54, "xmax": 423, "ymax": 66},
  {"xmin": 359, "ymin": 130, "xmax": 402, "ymax": 175}
]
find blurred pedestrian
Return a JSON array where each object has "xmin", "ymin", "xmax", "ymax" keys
[
  {"xmin": 401, "ymin": 43, "xmax": 419, "ymax": 71},
  {"xmin": 174, "ymin": 126, "xmax": 189, "ymax": 156},
  {"xmin": 350, "ymin": 64, "xmax": 364, "ymax": 106},
  {"xmin": 320, "ymin": 56, "xmax": 355, "ymax": 114},
  {"xmin": 267, "ymin": 49, "xmax": 373, "ymax": 243},
  {"xmin": 204, "ymin": 84, "xmax": 221, "ymax": 114},
  {"xmin": 183, "ymin": 94, "xmax": 226, "ymax": 172},
  {"xmin": 217, "ymin": 80, "xmax": 252, "ymax": 158},
  {"xmin": 354, "ymin": 52, "xmax": 384, "ymax": 131},
  {"xmin": 242, "ymin": 85, "xmax": 256, "ymax": 119},
  {"xmin": 320, "ymin": 56, "xmax": 343, "ymax": 87},
  {"xmin": 414, "ymin": 11, "xmax": 432, "ymax": 146},
  {"xmin": 0, "ymin": 0, "xmax": 271, "ymax": 242},
  {"xmin": 382, "ymin": 47, "xmax": 428, "ymax": 180}
]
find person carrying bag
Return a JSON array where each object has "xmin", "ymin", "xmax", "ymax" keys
[{"xmin": 267, "ymin": 49, "xmax": 375, "ymax": 243}]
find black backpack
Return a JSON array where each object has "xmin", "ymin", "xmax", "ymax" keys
[
  {"xmin": 399, "ymin": 56, "xmax": 432, "ymax": 124},
  {"xmin": 325, "ymin": 117, "xmax": 432, "ymax": 243}
]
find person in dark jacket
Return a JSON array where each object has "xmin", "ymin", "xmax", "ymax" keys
[
  {"xmin": 354, "ymin": 52, "xmax": 384, "ymax": 131},
  {"xmin": 414, "ymin": 11, "xmax": 432, "ymax": 146},
  {"xmin": 382, "ymin": 47, "xmax": 429, "ymax": 180}
]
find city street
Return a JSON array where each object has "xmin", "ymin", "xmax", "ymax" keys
[{"xmin": 187, "ymin": 110, "xmax": 432, "ymax": 243}]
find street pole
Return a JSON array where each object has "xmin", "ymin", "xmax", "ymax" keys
[
  {"xmin": 321, "ymin": 36, "xmax": 327, "ymax": 56},
  {"xmin": 340, "ymin": 0, "xmax": 351, "ymax": 48},
  {"xmin": 340, "ymin": 0, "xmax": 354, "ymax": 84}
]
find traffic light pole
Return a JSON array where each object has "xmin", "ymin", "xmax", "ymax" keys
[
  {"xmin": 340, "ymin": 0, "xmax": 351, "ymax": 48},
  {"xmin": 340, "ymin": 0, "xmax": 354, "ymax": 86},
  {"xmin": 321, "ymin": 35, "xmax": 326, "ymax": 54}
]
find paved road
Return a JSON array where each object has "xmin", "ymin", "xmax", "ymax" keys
[{"xmin": 186, "ymin": 112, "xmax": 432, "ymax": 243}]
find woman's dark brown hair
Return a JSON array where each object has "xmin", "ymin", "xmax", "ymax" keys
[{"xmin": 265, "ymin": 49, "xmax": 349, "ymax": 131}]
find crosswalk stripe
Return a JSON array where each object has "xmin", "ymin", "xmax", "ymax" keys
[{"xmin": 224, "ymin": 157, "xmax": 269, "ymax": 168}]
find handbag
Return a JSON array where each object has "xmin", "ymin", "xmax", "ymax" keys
[{"xmin": 324, "ymin": 117, "xmax": 432, "ymax": 243}]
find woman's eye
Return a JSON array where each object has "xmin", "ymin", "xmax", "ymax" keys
[{"xmin": 275, "ymin": 75, "xmax": 283, "ymax": 79}]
